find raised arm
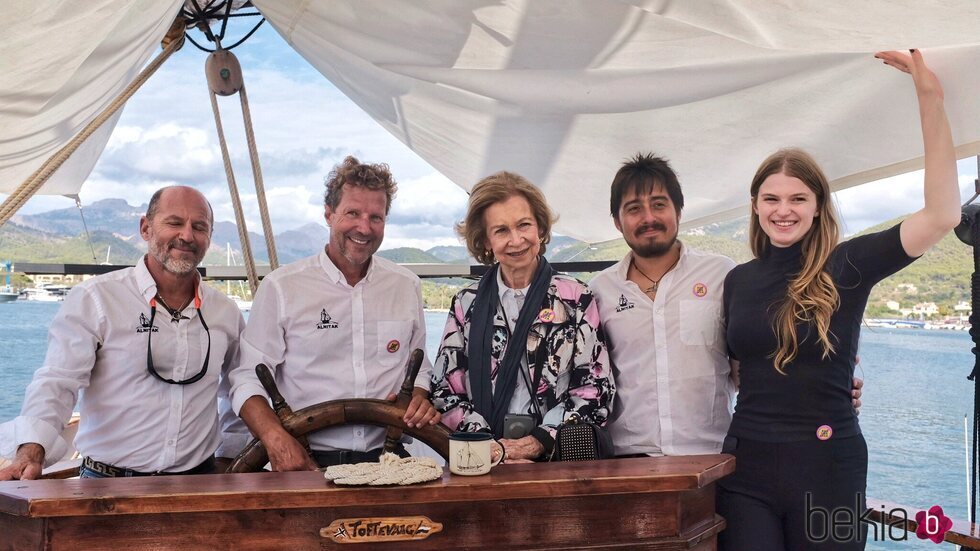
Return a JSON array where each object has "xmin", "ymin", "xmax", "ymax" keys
[{"xmin": 875, "ymin": 49, "xmax": 960, "ymax": 257}]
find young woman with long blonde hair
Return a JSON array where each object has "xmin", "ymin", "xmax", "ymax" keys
[{"xmin": 719, "ymin": 50, "xmax": 961, "ymax": 550}]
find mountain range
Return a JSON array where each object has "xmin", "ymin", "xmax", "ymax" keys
[
  {"xmin": 1, "ymin": 198, "xmax": 974, "ymax": 311},
  {"xmin": 1, "ymin": 199, "xmax": 591, "ymax": 266}
]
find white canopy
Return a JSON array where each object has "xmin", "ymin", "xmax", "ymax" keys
[{"xmin": 2, "ymin": 1, "xmax": 979, "ymax": 242}]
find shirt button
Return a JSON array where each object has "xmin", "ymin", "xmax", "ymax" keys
[
  {"xmin": 167, "ymin": 440, "xmax": 174, "ymax": 445},
  {"xmin": 656, "ymin": 307, "xmax": 663, "ymax": 314}
]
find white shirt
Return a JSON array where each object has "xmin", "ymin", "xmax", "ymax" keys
[
  {"xmin": 229, "ymin": 250, "xmax": 431, "ymax": 452},
  {"xmin": 496, "ymin": 270, "xmax": 533, "ymax": 417},
  {"xmin": 591, "ymin": 243, "xmax": 736, "ymax": 456},
  {"xmin": 4, "ymin": 258, "xmax": 246, "ymax": 470}
]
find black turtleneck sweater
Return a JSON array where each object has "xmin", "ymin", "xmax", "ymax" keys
[{"xmin": 723, "ymin": 224, "xmax": 915, "ymax": 442}]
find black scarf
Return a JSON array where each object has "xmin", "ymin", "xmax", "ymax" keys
[{"xmin": 469, "ymin": 256, "xmax": 554, "ymax": 438}]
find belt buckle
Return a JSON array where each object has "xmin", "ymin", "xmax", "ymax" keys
[{"xmin": 339, "ymin": 450, "xmax": 351, "ymax": 464}]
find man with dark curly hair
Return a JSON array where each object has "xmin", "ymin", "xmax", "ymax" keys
[{"xmin": 228, "ymin": 156, "xmax": 441, "ymax": 470}]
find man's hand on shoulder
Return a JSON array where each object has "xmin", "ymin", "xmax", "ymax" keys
[
  {"xmin": 0, "ymin": 443, "xmax": 45, "ymax": 481},
  {"xmin": 852, "ymin": 376, "xmax": 863, "ymax": 414}
]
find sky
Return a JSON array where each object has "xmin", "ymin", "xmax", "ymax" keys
[{"xmin": 7, "ymin": 21, "xmax": 980, "ymax": 247}]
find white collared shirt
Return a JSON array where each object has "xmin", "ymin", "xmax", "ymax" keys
[
  {"xmin": 591, "ymin": 243, "xmax": 736, "ymax": 456},
  {"xmin": 496, "ymin": 270, "xmax": 533, "ymax": 416},
  {"xmin": 229, "ymin": 250, "xmax": 431, "ymax": 452},
  {"xmin": 4, "ymin": 257, "xmax": 246, "ymax": 470}
]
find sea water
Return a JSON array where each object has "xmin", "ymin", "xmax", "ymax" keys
[{"xmin": 0, "ymin": 302, "xmax": 973, "ymax": 550}]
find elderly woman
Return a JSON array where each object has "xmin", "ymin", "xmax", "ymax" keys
[{"xmin": 431, "ymin": 171, "xmax": 615, "ymax": 462}]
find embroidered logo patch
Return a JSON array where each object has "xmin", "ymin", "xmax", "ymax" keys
[
  {"xmin": 538, "ymin": 308, "xmax": 556, "ymax": 323},
  {"xmin": 316, "ymin": 309, "xmax": 339, "ymax": 329},
  {"xmin": 615, "ymin": 294, "xmax": 635, "ymax": 312},
  {"xmin": 816, "ymin": 425, "xmax": 833, "ymax": 441},
  {"xmin": 693, "ymin": 283, "xmax": 708, "ymax": 297},
  {"xmin": 387, "ymin": 340, "xmax": 401, "ymax": 353},
  {"xmin": 135, "ymin": 312, "xmax": 159, "ymax": 333}
]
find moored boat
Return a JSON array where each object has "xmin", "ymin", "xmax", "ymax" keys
[{"xmin": 0, "ymin": 287, "xmax": 17, "ymax": 303}]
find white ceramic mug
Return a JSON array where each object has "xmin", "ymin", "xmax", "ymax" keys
[{"xmin": 448, "ymin": 431, "xmax": 504, "ymax": 476}]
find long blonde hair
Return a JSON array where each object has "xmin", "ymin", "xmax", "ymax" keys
[{"xmin": 749, "ymin": 148, "xmax": 841, "ymax": 374}]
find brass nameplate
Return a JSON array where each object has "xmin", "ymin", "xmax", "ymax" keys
[{"xmin": 321, "ymin": 516, "xmax": 443, "ymax": 544}]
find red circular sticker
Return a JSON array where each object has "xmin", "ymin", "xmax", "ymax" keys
[
  {"xmin": 693, "ymin": 283, "xmax": 708, "ymax": 297},
  {"xmin": 538, "ymin": 308, "xmax": 556, "ymax": 323},
  {"xmin": 816, "ymin": 425, "xmax": 833, "ymax": 441},
  {"xmin": 386, "ymin": 340, "xmax": 400, "ymax": 353}
]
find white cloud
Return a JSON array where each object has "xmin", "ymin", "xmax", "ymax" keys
[
  {"xmin": 98, "ymin": 123, "xmax": 221, "ymax": 182},
  {"xmin": 834, "ymin": 159, "xmax": 977, "ymax": 236},
  {"xmin": 382, "ymin": 223, "xmax": 467, "ymax": 251},
  {"xmin": 42, "ymin": 24, "xmax": 454, "ymax": 237},
  {"xmin": 388, "ymin": 172, "xmax": 469, "ymax": 226},
  {"xmin": 210, "ymin": 185, "xmax": 325, "ymax": 234}
]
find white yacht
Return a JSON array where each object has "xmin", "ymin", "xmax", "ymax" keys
[{"xmin": 20, "ymin": 285, "xmax": 69, "ymax": 302}]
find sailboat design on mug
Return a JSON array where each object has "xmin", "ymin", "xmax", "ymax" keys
[{"xmin": 456, "ymin": 442, "xmax": 485, "ymax": 472}]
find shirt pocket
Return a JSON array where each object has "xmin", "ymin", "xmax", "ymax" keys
[
  {"xmin": 679, "ymin": 299, "xmax": 722, "ymax": 347},
  {"xmin": 377, "ymin": 320, "xmax": 413, "ymax": 368}
]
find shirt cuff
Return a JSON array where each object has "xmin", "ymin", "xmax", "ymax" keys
[{"xmin": 4, "ymin": 417, "xmax": 71, "ymax": 468}]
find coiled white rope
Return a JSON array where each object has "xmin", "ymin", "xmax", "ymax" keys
[{"xmin": 323, "ymin": 453, "xmax": 443, "ymax": 486}]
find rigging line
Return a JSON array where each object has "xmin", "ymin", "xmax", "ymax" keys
[
  {"xmin": 239, "ymin": 85, "xmax": 278, "ymax": 270},
  {"xmin": 217, "ymin": 0, "xmax": 233, "ymax": 43},
  {"xmin": 184, "ymin": 18, "xmax": 264, "ymax": 52},
  {"xmin": 209, "ymin": 89, "xmax": 260, "ymax": 294},
  {"xmin": 0, "ymin": 17, "xmax": 186, "ymax": 229},
  {"xmin": 71, "ymin": 195, "xmax": 98, "ymax": 264},
  {"xmin": 222, "ymin": 19, "xmax": 265, "ymax": 51},
  {"xmin": 967, "ymin": 416, "xmax": 973, "ymax": 526},
  {"xmin": 187, "ymin": 0, "xmax": 219, "ymax": 46},
  {"xmin": 964, "ymin": 155, "xmax": 980, "ymax": 208},
  {"xmin": 184, "ymin": 0, "xmax": 263, "ymax": 53}
]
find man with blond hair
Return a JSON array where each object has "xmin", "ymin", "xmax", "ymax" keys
[{"xmin": 229, "ymin": 156, "xmax": 440, "ymax": 470}]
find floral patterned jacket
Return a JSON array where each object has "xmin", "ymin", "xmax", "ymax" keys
[{"xmin": 431, "ymin": 273, "xmax": 615, "ymax": 440}]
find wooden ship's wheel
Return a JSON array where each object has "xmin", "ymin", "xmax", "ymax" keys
[{"xmin": 227, "ymin": 349, "xmax": 451, "ymax": 472}]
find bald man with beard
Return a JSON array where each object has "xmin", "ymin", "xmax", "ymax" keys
[{"xmin": 0, "ymin": 186, "xmax": 246, "ymax": 479}]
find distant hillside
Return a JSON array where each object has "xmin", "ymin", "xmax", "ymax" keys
[
  {"xmin": 0, "ymin": 224, "xmax": 143, "ymax": 265},
  {"xmin": 426, "ymin": 245, "xmax": 470, "ymax": 262},
  {"xmin": 276, "ymin": 223, "xmax": 330, "ymax": 262},
  {"xmin": 10, "ymin": 198, "xmax": 144, "ymax": 238},
  {"xmin": 3, "ymin": 198, "xmax": 974, "ymax": 311},
  {"xmin": 861, "ymin": 217, "xmax": 971, "ymax": 312},
  {"xmin": 378, "ymin": 248, "xmax": 444, "ymax": 263}
]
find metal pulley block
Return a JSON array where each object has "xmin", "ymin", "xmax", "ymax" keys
[{"xmin": 206, "ymin": 50, "xmax": 243, "ymax": 96}]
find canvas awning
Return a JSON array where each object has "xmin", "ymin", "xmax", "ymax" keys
[{"xmin": 2, "ymin": 1, "xmax": 979, "ymax": 242}]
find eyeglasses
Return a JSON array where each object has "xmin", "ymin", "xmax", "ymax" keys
[{"xmin": 146, "ymin": 296, "xmax": 211, "ymax": 385}]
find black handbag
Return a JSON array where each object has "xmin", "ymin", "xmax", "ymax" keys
[{"xmin": 552, "ymin": 417, "xmax": 614, "ymax": 462}]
